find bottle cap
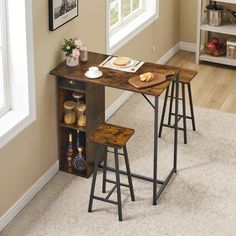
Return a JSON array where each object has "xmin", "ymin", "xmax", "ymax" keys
[{"xmin": 69, "ymin": 133, "xmax": 72, "ymax": 142}]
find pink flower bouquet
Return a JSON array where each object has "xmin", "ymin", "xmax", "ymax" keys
[{"xmin": 61, "ymin": 37, "xmax": 83, "ymax": 58}]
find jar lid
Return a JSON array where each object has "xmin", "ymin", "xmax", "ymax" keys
[
  {"xmin": 72, "ymin": 92, "xmax": 84, "ymax": 99},
  {"xmin": 227, "ymin": 39, "xmax": 236, "ymax": 46},
  {"xmin": 63, "ymin": 101, "xmax": 77, "ymax": 109},
  {"xmin": 77, "ymin": 104, "xmax": 86, "ymax": 112}
]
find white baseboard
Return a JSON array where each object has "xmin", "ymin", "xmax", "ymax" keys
[
  {"xmin": 0, "ymin": 161, "xmax": 59, "ymax": 232},
  {"xmin": 105, "ymin": 91, "xmax": 134, "ymax": 120},
  {"xmin": 157, "ymin": 43, "xmax": 180, "ymax": 64},
  {"xmin": 179, "ymin": 41, "xmax": 197, "ymax": 52}
]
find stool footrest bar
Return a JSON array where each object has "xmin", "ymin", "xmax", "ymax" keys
[
  {"xmin": 106, "ymin": 150, "xmax": 125, "ymax": 156},
  {"xmin": 162, "ymin": 124, "xmax": 185, "ymax": 131},
  {"xmin": 93, "ymin": 196, "xmax": 118, "ymax": 205},
  {"xmin": 106, "ymin": 179, "xmax": 130, "ymax": 188},
  {"xmin": 167, "ymin": 96, "xmax": 183, "ymax": 100},
  {"xmin": 170, "ymin": 113, "xmax": 193, "ymax": 120}
]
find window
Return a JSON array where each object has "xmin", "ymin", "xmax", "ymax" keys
[
  {"xmin": 0, "ymin": 0, "xmax": 36, "ymax": 148},
  {"xmin": 110, "ymin": 0, "xmax": 143, "ymax": 31},
  {"xmin": 0, "ymin": 0, "xmax": 9, "ymax": 116},
  {"xmin": 107, "ymin": 0, "xmax": 159, "ymax": 54}
]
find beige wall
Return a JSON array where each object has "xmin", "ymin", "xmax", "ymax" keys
[
  {"xmin": 0, "ymin": 0, "xmax": 179, "ymax": 217},
  {"xmin": 180, "ymin": 0, "xmax": 198, "ymax": 43}
]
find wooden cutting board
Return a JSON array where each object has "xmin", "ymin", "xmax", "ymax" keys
[{"xmin": 128, "ymin": 72, "xmax": 175, "ymax": 89}]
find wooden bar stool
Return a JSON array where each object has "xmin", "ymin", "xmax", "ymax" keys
[
  {"xmin": 159, "ymin": 69, "xmax": 197, "ymax": 144},
  {"xmin": 88, "ymin": 123, "xmax": 135, "ymax": 221}
]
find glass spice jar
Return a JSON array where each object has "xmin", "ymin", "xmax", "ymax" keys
[
  {"xmin": 79, "ymin": 45, "xmax": 88, "ymax": 62},
  {"xmin": 78, "ymin": 104, "xmax": 86, "ymax": 127},
  {"xmin": 63, "ymin": 101, "xmax": 77, "ymax": 125},
  {"xmin": 72, "ymin": 92, "xmax": 85, "ymax": 121}
]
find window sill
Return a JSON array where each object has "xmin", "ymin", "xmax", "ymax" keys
[
  {"xmin": 108, "ymin": 11, "xmax": 158, "ymax": 54},
  {"xmin": 0, "ymin": 110, "xmax": 36, "ymax": 148}
]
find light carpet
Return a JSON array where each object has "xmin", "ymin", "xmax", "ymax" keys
[{"xmin": 1, "ymin": 94, "xmax": 236, "ymax": 236}]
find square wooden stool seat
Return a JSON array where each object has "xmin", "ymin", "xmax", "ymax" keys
[{"xmin": 88, "ymin": 123, "xmax": 135, "ymax": 149}]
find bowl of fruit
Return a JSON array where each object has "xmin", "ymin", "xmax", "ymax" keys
[{"xmin": 205, "ymin": 37, "xmax": 226, "ymax": 57}]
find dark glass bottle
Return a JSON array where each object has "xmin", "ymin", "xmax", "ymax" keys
[
  {"xmin": 72, "ymin": 130, "xmax": 86, "ymax": 172},
  {"xmin": 66, "ymin": 133, "xmax": 74, "ymax": 169},
  {"xmin": 72, "ymin": 147, "xmax": 86, "ymax": 172}
]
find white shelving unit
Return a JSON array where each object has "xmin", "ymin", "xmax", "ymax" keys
[{"xmin": 196, "ymin": 0, "xmax": 236, "ymax": 66}]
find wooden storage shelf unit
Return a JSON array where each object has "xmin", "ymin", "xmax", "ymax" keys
[
  {"xmin": 196, "ymin": 0, "xmax": 236, "ymax": 66},
  {"xmin": 57, "ymin": 77, "xmax": 105, "ymax": 178}
]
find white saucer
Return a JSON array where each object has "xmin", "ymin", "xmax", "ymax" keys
[{"xmin": 85, "ymin": 71, "xmax": 103, "ymax": 79}]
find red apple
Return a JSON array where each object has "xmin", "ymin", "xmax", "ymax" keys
[
  {"xmin": 207, "ymin": 42, "xmax": 217, "ymax": 51},
  {"xmin": 210, "ymin": 37, "xmax": 220, "ymax": 45}
]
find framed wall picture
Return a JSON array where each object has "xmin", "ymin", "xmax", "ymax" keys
[{"xmin": 49, "ymin": 0, "xmax": 78, "ymax": 31}]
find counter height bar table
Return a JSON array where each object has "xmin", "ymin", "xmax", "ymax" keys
[{"xmin": 50, "ymin": 51, "xmax": 197, "ymax": 205}]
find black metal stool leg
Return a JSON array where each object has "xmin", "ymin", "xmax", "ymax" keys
[
  {"xmin": 159, "ymin": 85, "xmax": 170, "ymax": 138},
  {"xmin": 168, "ymin": 81, "xmax": 175, "ymax": 125},
  {"xmin": 114, "ymin": 148, "xmax": 122, "ymax": 221},
  {"xmin": 102, "ymin": 149, "xmax": 108, "ymax": 193},
  {"xmin": 88, "ymin": 147, "xmax": 99, "ymax": 213},
  {"xmin": 187, "ymin": 83, "xmax": 196, "ymax": 131},
  {"xmin": 123, "ymin": 145, "xmax": 135, "ymax": 202},
  {"xmin": 182, "ymin": 83, "xmax": 187, "ymax": 144}
]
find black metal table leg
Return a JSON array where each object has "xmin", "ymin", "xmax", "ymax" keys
[
  {"xmin": 174, "ymin": 73, "xmax": 179, "ymax": 171},
  {"xmin": 182, "ymin": 83, "xmax": 187, "ymax": 144},
  {"xmin": 188, "ymin": 83, "xmax": 196, "ymax": 131},
  {"xmin": 153, "ymin": 95, "xmax": 159, "ymax": 205}
]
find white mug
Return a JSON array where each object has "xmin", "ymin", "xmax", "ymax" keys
[{"xmin": 88, "ymin": 66, "xmax": 99, "ymax": 76}]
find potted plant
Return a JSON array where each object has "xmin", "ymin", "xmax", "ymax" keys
[{"xmin": 61, "ymin": 37, "xmax": 83, "ymax": 67}]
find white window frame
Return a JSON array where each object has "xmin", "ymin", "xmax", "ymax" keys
[
  {"xmin": 110, "ymin": 0, "xmax": 144, "ymax": 35},
  {"xmin": 106, "ymin": 0, "xmax": 159, "ymax": 54},
  {"xmin": 0, "ymin": 0, "xmax": 36, "ymax": 149},
  {"xmin": 0, "ymin": 0, "xmax": 10, "ymax": 116}
]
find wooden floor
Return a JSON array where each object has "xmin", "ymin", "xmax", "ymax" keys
[{"xmin": 166, "ymin": 51, "xmax": 236, "ymax": 114}]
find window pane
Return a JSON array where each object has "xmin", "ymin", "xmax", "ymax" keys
[
  {"xmin": 110, "ymin": 0, "xmax": 119, "ymax": 26},
  {"xmin": 132, "ymin": 0, "xmax": 140, "ymax": 11},
  {"xmin": 122, "ymin": 0, "xmax": 131, "ymax": 17},
  {"xmin": 0, "ymin": 7, "xmax": 4, "ymax": 110}
]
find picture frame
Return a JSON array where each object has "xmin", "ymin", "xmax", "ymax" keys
[{"xmin": 49, "ymin": 0, "xmax": 78, "ymax": 31}]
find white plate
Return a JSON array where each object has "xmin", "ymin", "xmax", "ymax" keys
[
  {"xmin": 111, "ymin": 57, "xmax": 134, "ymax": 68},
  {"xmin": 85, "ymin": 71, "xmax": 103, "ymax": 79}
]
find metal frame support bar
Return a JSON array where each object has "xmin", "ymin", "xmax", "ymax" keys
[
  {"xmin": 98, "ymin": 164, "xmax": 164, "ymax": 184},
  {"xmin": 105, "ymin": 185, "xmax": 117, "ymax": 200},
  {"xmin": 155, "ymin": 168, "xmax": 175, "ymax": 201},
  {"xmin": 142, "ymin": 93, "xmax": 155, "ymax": 109}
]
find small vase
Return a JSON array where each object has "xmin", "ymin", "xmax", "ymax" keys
[{"xmin": 66, "ymin": 56, "xmax": 79, "ymax": 67}]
